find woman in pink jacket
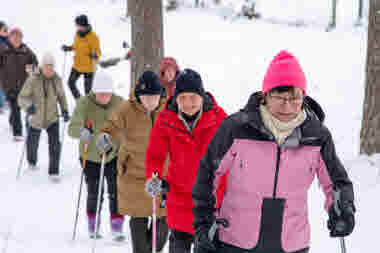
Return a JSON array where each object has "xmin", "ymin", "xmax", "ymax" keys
[{"xmin": 192, "ymin": 51, "xmax": 355, "ymax": 253}]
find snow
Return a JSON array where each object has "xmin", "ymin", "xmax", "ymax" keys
[{"xmin": 0, "ymin": 0, "xmax": 376, "ymax": 252}]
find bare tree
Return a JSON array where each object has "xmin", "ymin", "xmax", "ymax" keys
[
  {"xmin": 360, "ymin": 0, "xmax": 380, "ymax": 155},
  {"xmin": 129, "ymin": 0, "xmax": 164, "ymax": 89}
]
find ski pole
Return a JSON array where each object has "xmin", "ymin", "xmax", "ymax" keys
[
  {"xmin": 332, "ymin": 187, "xmax": 347, "ymax": 253},
  {"xmin": 72, "ymin": 120, "xmax": 93, "ymax": 241},
  {"xmin": 57, "ymin": 117, "xmax": 67, "ymax": 171},
  {"xmin": 91, "ymin": 152, "xmax": 107, "ymax": 253},
  {"xmin": 152, "ymin": 172, "xmax": 159, "ymax": 253},
  {"xmin": 16, "ymin": 114, "xmax": 31, "ymax": 180},
  {"xmin": 16, "ymin": 138, "xmax": 27, "ymax": 180},
  {"xmin": 72, "ymin": 170, "xmax": 84, "ymax": 241}
]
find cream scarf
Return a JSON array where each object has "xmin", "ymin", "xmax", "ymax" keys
[{"xmin": 259, "ymin": 104, "xmax": 306, "ymax": 145}]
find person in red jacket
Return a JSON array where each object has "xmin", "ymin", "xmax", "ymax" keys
[
  {"xmin": 145, "ymin": 69, "xmax": 227, "ymax": 253},
  {"xmin": 159, "ymin": 57, "xmax": 180, "ymax": 99}
]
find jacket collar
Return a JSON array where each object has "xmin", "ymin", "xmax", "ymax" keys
[
  {"xmin": 88, "ymin": 92, "xmax": 116, "ymax": 109},
  {"xmin": 77, "ymin": 25, "xmax": 92, "ymax": 38}
]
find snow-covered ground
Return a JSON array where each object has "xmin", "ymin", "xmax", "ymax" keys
[{"xmin": 0, "ymin": 0, "xmax": 376, "ymax": 252}]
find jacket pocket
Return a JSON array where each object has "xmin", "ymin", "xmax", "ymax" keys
[
  {"xmin": 118, "ymin": 152, "xmax": 130, "ymax": 176},
  {"xmin": 255, "ymin": 198, "xmax": 286, "ymax": 252}
]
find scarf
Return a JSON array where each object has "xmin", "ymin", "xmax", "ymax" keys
[{"xmin": 260, "ymin": 104, "xmax": 306, "ymax": 145}]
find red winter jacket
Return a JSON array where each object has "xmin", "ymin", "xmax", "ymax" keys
[{"xmin": 146, "ymin": 92, "xmax": 227, "ymax": 234}]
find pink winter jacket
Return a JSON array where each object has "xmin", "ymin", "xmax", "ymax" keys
[{"xmin": 192, "ymin": 93, "xmax": 354, "ymax": 253}]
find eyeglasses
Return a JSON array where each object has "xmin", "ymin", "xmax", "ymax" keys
[{"xmin": 268, "ymin": 95, "xmax": 304, "ymax": 105}]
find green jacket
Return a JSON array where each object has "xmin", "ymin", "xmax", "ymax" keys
[
  {"xmin": 68, "ymin": 92, "xmax": 124, "ymax": 163},
  {"xmin": 18, "ymin": 70, "xmax": 68, "ymax": 129}
]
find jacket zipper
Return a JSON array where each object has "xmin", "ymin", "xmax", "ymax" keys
[
  {"xmin": 162, "ymin": 121, "xmax": 192, "ymax": 137},
  {"xmin": 150, "ymin": 112, "xmax": 155, "ymax": 128},
  {"xmin": 43, "ymin": 80, "xmax": 48, "ymax": 128},
  {"xmin": 272, "ymin": 146, "xmax": 281, "ymax": 199}
]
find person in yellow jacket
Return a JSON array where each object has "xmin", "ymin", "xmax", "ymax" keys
[{"xmin": 62, "ymin": 14, "xmax": 101, "ymax": 100}]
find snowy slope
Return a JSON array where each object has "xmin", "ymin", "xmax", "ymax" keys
[{"xmin": 0, "ymin": 1, "xmax": 376, "ymax": 252}]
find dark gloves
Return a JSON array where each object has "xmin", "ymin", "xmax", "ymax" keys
[
  {"xmin": 27, "ymin": 104, "xmax": 36, "ymax": 115},
  {"xmin": 328, "ymin": 201, "xmax": 355, "ymax": 237},
  {"xmin": 80, "ymin": 127, "xmax": 94, "ymax": 143},
  {"xmin": 96, "ymin": 133, "xmax": 113, "ymax": 154},
  {"xmin": 194, "ymin": 219, "xmax": 229, "ymax": 253},
  {"xmin": 145, "ymin": 175, "xmax": 169, "ymax": 197},
  {"xmin": 62, "ymin": 111, "xmax": 70, "ymax": 122},
  {"xmin": 61, "ymin": 45, "xmax": 72, "ymax": 52},
  {"xmin": 90, "ymin": 52, "xmax": 99, "ymax": 60}
]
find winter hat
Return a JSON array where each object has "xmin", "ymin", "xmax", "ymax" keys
[
  {"xmin": 160, "ymin": 57, "xmax": 180, "ymax": 77},
  {"xmin": 174, "ymin": 69, "xmax": 205, "ymax": 98},
  {"xmin": 0, "ymin": 21, "xmax": 6, "ymax": 30},
  {"xmin": 92, "ymin": 71, "xmax": 114, "ymax": 93},
  {"xmin": 75, "ymin": 15, "xmax": 89, "ymax": 27},
  {"xmin": 9, "ymin": 27, "xmax": 23, "ymax": 37},
  {"xmin": 135, "ymin": 71, "xmax": 163, "ymax": 97},
  {"xmin": 41, "ymin": 52, "xmax": 56, "ymax": 67},
  {"xmin": 262, "ymin": 50, "xmax": 307, "ymax": 95}
]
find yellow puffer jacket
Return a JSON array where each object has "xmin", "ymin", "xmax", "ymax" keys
[{"xmin": 72, "ymin": 29, "xmax": 101, "ymax": 73}]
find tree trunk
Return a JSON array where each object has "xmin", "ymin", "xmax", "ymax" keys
[
  {"xmin": 360, "ymin": 0, "xmax": 380, "ymax": 155},
  {"xmin": 129, "ymin": 0, "xmax": 164, "ymax": 90}
]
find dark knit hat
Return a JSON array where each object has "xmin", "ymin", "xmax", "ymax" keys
[
  {"xmin": 135, "ymin": 71, "xmax": 163, "ymax": 97},
  {"xmin": 174, "ymin": 69, "xmax": 205, "ymax": 98},
  {"xmin": 75, "ymin": 15, "xmax": 89, "ymax": 27},
  {"xmin": 0, "ymin": 21, "xmax": 6, "ymax": 30}
]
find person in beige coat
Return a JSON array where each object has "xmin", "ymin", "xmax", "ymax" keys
[
  {"xmin": 98, "ymin": 71, "xmax": 169, "ymax": 253},
  {"xmin": 18, "ymin": 53, "xmax": 69, "ymax": 181}
]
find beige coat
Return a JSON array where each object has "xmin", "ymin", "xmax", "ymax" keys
[
  {"xmin": 18, "ymin": 71, "xmax": 68, "ymax": 129},
  {"xmin": 103, "ymin": 93, "xmax": 166, "ymax": 217}
]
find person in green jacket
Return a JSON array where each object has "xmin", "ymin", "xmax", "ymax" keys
[
  {"xmin": 18, "ymin": 52, "xmax": 69, "ymax": 181},
  {"xmin": 68, "ymin": 70, "xmax": 124, "ymax": 240}
]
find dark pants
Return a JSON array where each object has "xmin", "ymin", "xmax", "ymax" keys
[
  {"xmin": 82, "ymin": 158, "xmax": 120, "ymax": 215},
  {"xmin": 215, "ymin": 241, "xmax": 309, "ymax": 253},
  {"xmin": 130, "ymin": 216, "xmax": 169, "ymax": 253},
  {"xmin": 169, "ymin": 230, "xmax": 194, "ymax": 253},
  {"xmin": 27, "ymin": 121, "xmax": 60, "ymax": 175},
  {"xmin": 7, "ymin": 93, "xmax": 22, "ymax": 136},
  {"xmin": 68, "ymin": 68, "xmax": 94, "ymax": 99}
]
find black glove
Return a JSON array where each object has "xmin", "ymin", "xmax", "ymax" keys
[
  {"xmin": 90, "ymin": 52, "xmax": 99, "ymax": 60},
  {"xmin": 27, "ymin": 104, "xmax": 36, "ymax": 115},
  {"xmin": 61, "ymin": 45, "xmax": 72, "ymax": 52},
  {"xmin": 145, "ymin": 175, "xmax": 169, "ymax": 197},
  {"xmin": 194, "ymin": 219, "xmax": 229, "ymax": 253},
  {"xmin": 96, "ymin": 133, "xmax": 114, "ymax": 155},
  {"xmin": 62, "ymin": 111, "xmax": 70, "ymax": 122},
  {"xmin": 328, "ymin": 201, "xmax": 355, "ymax": 237}
]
